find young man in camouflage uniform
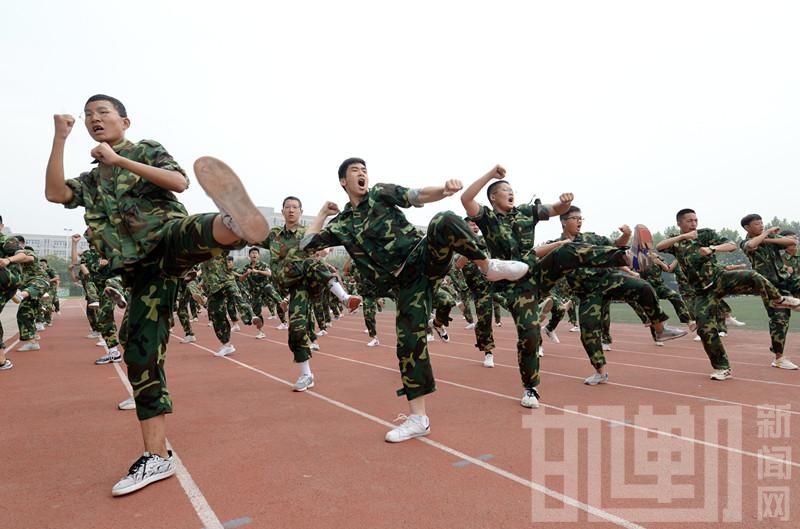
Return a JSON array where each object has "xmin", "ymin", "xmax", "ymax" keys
[
  {"xmin": 261, "ymin": 196, "xmax": 361, "ymax": 392},
  {"xmin": 740, "ymin": 214, "xmax": 800, "ymax": 369},
  {"xmin": 45, "ymin": 94, "xmax": 268, "ymax": 496},
  {"xmin": 80, "ymin": 244, "xmax": 126, "ymax": 364},
  {"xmin": 552, "ymin": 207, "xmax": 686, "ymax": 385},
  {"xmin": 461, "ymin": 168, "xmax": 646, "ymax": 399},
  {"xmin": 241, "ymin": 247, "xmax": 282, "ymax": 339},
  {"xmin": 302, "ymin": 158, "xmax": 530, "ymax": 442},
  {"xmin": 8, "ymin": 236, "xmax": 52, "ymax": 352},
  {"xmin": 0, "ymin": 215, "xmax": 22, "ymax": 370},
  {"xmin": 656, "ymin": 209, "xmax": 800, "ymax": 380}
]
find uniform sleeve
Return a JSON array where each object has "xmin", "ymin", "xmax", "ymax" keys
[
  {"xmin": 373, "ymin": 183, "xmax": 415, "ymax": 209},
  {"xmin": 63, "ymin": 172, "xmax": 92, "ymax": 209},
  {"xmin": 138, "ymin": 140, "xmax": 187, "ymax": 176},
  {"xmin": 704, "ymin": 229, "xmax": 730, "ymax": 247},
  {"xmin": 301, "ymin": 222, "xmax": 342, "ymax": 252},
  {"xmin": 467, "ymin": 205, "xmax": 492, "ymax": 235},
  {"xmin": 519, "ymin": 203, "xmax": 549, "ymax": 221}
]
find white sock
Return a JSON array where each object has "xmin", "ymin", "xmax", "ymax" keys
[
  {"xmin": 299, "ymin": 360, "xmax": 312, "ymax": 376},
  {"xmin": 328, "ymin": 279, "xmax": 349, "ymax": 302}
]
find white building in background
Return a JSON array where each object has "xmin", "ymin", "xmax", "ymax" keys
[{"xmin": 11, "ymin": 232, "xmax": 90, "ymax": 261}]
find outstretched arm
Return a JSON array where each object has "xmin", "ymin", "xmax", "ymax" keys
[
  {"xmin": 46, "ymin": 115, "xmax": 77, "ymax": 204},
  {"xmin": 412, "ymin": 179, "xmax": 463, "ymax": 205},
  {"xmin": 540, "ymin": 193, "xmax": 575, "ymax": 218},
  {"xmin": 461, "ymin": 165, "xmax": 506, "ymax": 217}
]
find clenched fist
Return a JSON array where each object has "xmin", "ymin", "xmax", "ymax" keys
[{"xmin": 53, "ymin": 114, "xmax": 76, "ymax": 140}]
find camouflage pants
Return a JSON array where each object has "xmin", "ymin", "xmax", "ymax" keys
[
  {"xmin": 287, "ymin": 285, "xmax": 315, "ymax": 363},
  {"xmin": 461, "ymin": 262, "xmax": 495, "ymax": 352},
  {"xmin": 313, "ymin": 298, "xmax": 328, "ymax": 332},
  {"xmin": 17, "ymin": 276, "xmax": 49, "ymax": 341},
  {"xmin": 496, "ymin": 243, "xmax": 630, "ymax": 388},
  {"xmin": 392, "ymin": 211, "xmax": 487, "ymax": 400},
  {"xmin": 94, "ymin": 276, "xmax": 123, "ymax": 349},
  {"xmin": 363, "ymin": 295, "xmax": 378, "ymax": 338},
  {"xmin": 544, "ymin": 292, "xmax": 569, "ymax": 333},
  {"xmin": 580, "ymin": 276, "xmax": 669, "ymax": 368},
  {"xmin": 761, "ymin": 276, "xmax": 800, "ymax": 354},
  {"xmin": 120, "ymin": 213, "xmax": 239, "ymax": 421},
  {"xmin": 695, "ymin": 270, "xmax": 783, "ymax": 369},
  {"xmin": 457, "ymin": 288, "xmax": 474, "ymax": 324},
  {"xmin": 175, "ymin": 280, "xmax": 202, "ymax": 336},
  {"xmin": 432, "ymin": 284, "xmax": 456, "ymax": 329},
  {"xmin": 0, "ymin": 287, "xmax": 16, "ymax": 348}
]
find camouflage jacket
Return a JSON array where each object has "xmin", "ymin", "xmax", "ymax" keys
[
  {"xmin": 64, "ymin": 138, "xmax": 189, "ymax": 272},
  {"xmin": 460, "ymin": 236, "xmax": 491, "ymax": 291},
  {"xmin": 550, "ymin": 232, "xmax": 614, "ymax": 294},
  {"xmin": 469, "ymin": 204, "xmax": 550, "ymax": 265},
  {"xmin": 260, "ymin": 224, "xmax": 309, "ymax": 288},
  {"xmin": 200, "ymin": 254, "xmax": 235, "ymax": 295},
  {"xmin": 740, "ymin": 235, "xmax": 791, "ymax": 285},
  {"xmin": 639, "ymin": 262, "xmax": 665, "ymax": 288},
  {"xmin": 240, "ymin": 261, "xmax": 269, "ymax": 294},
  {"xmin": 301, "ymin": 184, "xmax": 424, "ymax": 295},
  {"xmin": 661, "ymin": 229, "xmax": 728, "ymax": 291}
]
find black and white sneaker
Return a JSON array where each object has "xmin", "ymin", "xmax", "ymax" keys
[{"xmin": 111, "ymin": 451, "xmax": 176, "ymax": 496}]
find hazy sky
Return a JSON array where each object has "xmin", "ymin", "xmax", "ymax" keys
[{"xmin": 2, "ymin": 0, "xmax": 798, "ymax": 243}]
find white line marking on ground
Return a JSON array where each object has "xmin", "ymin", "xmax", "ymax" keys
[{"xmin": 111, "ymin": 363, "xmax": 224, "ymax": 529}]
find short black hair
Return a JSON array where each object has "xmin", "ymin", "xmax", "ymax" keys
[
  {"xmin": 560, "ymin": 205, "xmax": 581, "ymax": 221},
  {"xmin": 740, "ymin": 214, "xmax": 762, "ymax": 228},
  {"xmin": 15, "ymin": 235, "xmax": 25, "ymax": 243},
  {"xmin": 676, "ymin": 208, "xmax": 695, "ymax": 222},
  {"xmin": 39, "ymin": 258, "xmax": 48, "ymax": 263},
  {"xmin": 486, "ymin": 180, "xmax": 510, "ymax": 202},
  {"xmin": 282, "ymin": 196, "xmax": 303, "ymax": 209},
  {"xmin": 85, "ymin": 94, "xmax": 127, "ymax": 117},
  {"xmin": 780, "ymin": 229, "xmax": 797, "ymax": 237},
  {"xmin": 338, "ymin": 157, "xmax": 366, "ymax": 180},
  {"xmin": 226, "ymin": 255, "xmax": 234, "ymax": 261},
  {"xmin": 248, "ymin": 247, "xmax": 260, "ymax": 255}
]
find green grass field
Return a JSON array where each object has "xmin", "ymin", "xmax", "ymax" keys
[{"xmin": 608, "ymin": 295, "xmax": 800, "ymax": 333}]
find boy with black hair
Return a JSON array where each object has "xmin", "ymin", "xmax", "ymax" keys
[
  {"xmin": 657, "ymin": 209, "xmax": 800, "ymax": 380},
  {"xmin": 302, "ymin": 158, "xmax": 529, "ymax": 442},
  {"xmin": 45, "ymin": 94, "xmax": 268, "ymax": 496},
  {"xmin": 740, "ymin": 214, "xmax": 800, "ymax": 369}
]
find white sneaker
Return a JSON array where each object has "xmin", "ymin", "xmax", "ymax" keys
[
  {"xmin": 601, "ymin": 343, "xmax": 611, "ymax": 351},
  {"xmin": 483, "ymin": 353, "xmax": 494, "ymax": 368},
  {"xmin": 230, "ymin": 323, "xmax": 241, "ymax": 332},
  {"xmin": 464, "ymin": 322, "xmax": 476, "ymax": 330},
  {"xmin": 710, "ymin": 368, "xmax": 732, "ymax": 380},
  {"xmin": 207, "ymin": 322, "xmax": 213, "ymax": 327},
  {"xmin": 87, "ymin": 300, "xmax": 100, "ymax": 309},
  {"xmin": 117, "ymin": 397, "xmax": 136, "ymax": 410},
  {"xmin": 772, "ymin": 357, "xmax": 799, "ymax": 370},
  {"xmin": 276, "ymin": 322, "xmax": 289, "ymax": 330},
  {"xmin": 214, "ymin": 343, "xmax": 235, "ymax": 357},
  {"xmin": 95, "ymin": 349, "xmax": 122, "ymax": 365},
  {"xmin": 584, "ymin": 372, "xmax": 609, "ymax": 385},
  {"xmin": 363, "ymin": 329, "xmax": 369, "ymax": 334},
  {"xmin": 771, "ymin": 296, "xmax": 800, "ymax": 310},
  {"xmin": 180, "ymin": 335, "xmax": 197, "ymax": 343},
  {"xmin": 192, "ymin": 317, "xmax": 199, "ymax": 322},
  {"xmin": 255, "ymin": 331, "xmax": 266, "ymax": 339},
  {"xmin": 537, "ymin": 346, "xmax": 544, "ymax": 358},
  {"xmin": 310, "ymin": 342, "xmax": 320, "ymax": 351},
  {"xmin": 385, "ymin": 414, "xmax": 430, "ymax": 443},
  {"xmin": 654, "ymin": 341, "xmax": 665, "ymax": 347},
  {"xmin": 521, "ymin": 388, "xmax": 540, "ymax": 408},
  {"xmin": 693, "ymin": 334, "xmax": 702, "ymax": 342},
  {"xmin": 0, "ymin": 359, "xmax": 13, "ymax": 370},
  {"xmin": 292, "ymin": 374, "xmax": 315, "ymax": 391},
  {"xmin": 35, "ymin": 322, "xmax": 46, "ymax": 332},
  {"xmin": 495, "ymin": 321, "xmax": 503, "ymax": 327},
  {"xmin": 484, "ymin": 259, "xmax": 529, "ymax": 282},
  {"xmin": 426, "ymin": 333, "xmax": 434, "ymax": 342},
  {"xmin": 96, "ymin": 339, "xmax": 107, "ymax": 347},
  {"xmin": 86, "ymin": 331, "xmax": 100, "ymax": 339},
  {"xmin": 367, "ymin": 337, "xmax": 380, "ymax": 347},
  {"xmin": 569, "ymin": 326, "xmax": 580, "ymax": 333},
  {"xmin": 725, "ymin": 316, "xmax": 746, "ymax": 327},
  {"xmin": 316, "ymin": 329, "xmax": 328, "ymax": 336},
  {"xmin": 111, "ymin": 451, "xmax": 176, "ymax": 496},
  {"xmin": 18, "ymin": 341, "xmax": 40, "ymax": 352},
  {"xmin": 543, "ymin": 327, "xmax": 560, "ymax": 344},
  {"xmin": 718, "ymin": 331, "xmax": 727, "ymax": 337}
]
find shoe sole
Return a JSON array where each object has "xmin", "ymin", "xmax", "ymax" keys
[
  {"xmin": 385, "ymin": 429, "xmax": 430, "ymax": 443},
  {"xmin": 292, "ymin": 382, "xmax": 315, "ymax": 392},
  {"xmin": 193, "ymin": 156, "xmax": 268, "ymax": 244},
  {"xmin": 656, "ymin": 330, "xmax": 688, "ymax": 342},
  {"xmin": 111, "ymin": 467, "xmax": 176, "ymax": 497},
  {"xmin": 772, "ymin": 363, "xmax": 799, "ymax": 370}
]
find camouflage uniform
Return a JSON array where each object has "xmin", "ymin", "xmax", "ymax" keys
[
  {"xmin": 302, "ymin": 184, "xmax": 490, "ymax": 400},
  {"xmin": 740, "ymin": 234, "xmax": 800, "ymax": 354},
  {"xmin": 201, "ymin": 254, "xmax": 256, "ymax": 344},
  {"xmin": 260, "ymin": 224, "xmax": 332, "ymax": 363},
  {"xmin": 353, "ymin": 267, "xmax": 380, "ymax": 338},
  {"xmin": 64, "ymin": 138, "xmax": 240, "ymax": 420},
  {"xmin": 448, "ymin": 266, "xmax": 474, "ymax": 324},
  {"xmin": 431, "ymin": 277, "xmax": 457, "ymax": 330},
  {"xmin": 81, "ymin": 248, "xmax": 123, "ymax": 349},
  {"xmin": 662, "ymin": 229, "xmax": 784, "ymax": 370},
  {"xmin": 470, "ymin": 206, "xmax": 630, "ymax": 389},
  {"xmin": 459, "ymin": 235, "xmax": 497, "ymax": 354},
  {"xmin": 0, "ymin": 234, "xmax": 23, "ymax": 349},
  {"xmin": 39, "ymin": 264, "xmax": 58, "ymax": 324},
  {"xmin": 543, "ymin": 278, "xmax": 572, "ymax": 334},
  {"xmin": 176, "ymin": 271, "xmax": 203, "ymax": 337},
  {"xmin": 13, "ymin": 245, "xmax": 50, "ymax": 341},
  {"xmin": 558, "ymin": 232, "xmax": 669, "ymax": 370},
  {"xmin": 640, "ymin": 261, "xmax": 691, "ymax": 323}
]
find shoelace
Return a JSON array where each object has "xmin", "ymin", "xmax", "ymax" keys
[
  {"xmin": 392, "ymin": 414, "xmax": 410, "ymax": 423},
  {"xmin": 126, "ymin": 454, "xmax": 150, "ymax": 476}
]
